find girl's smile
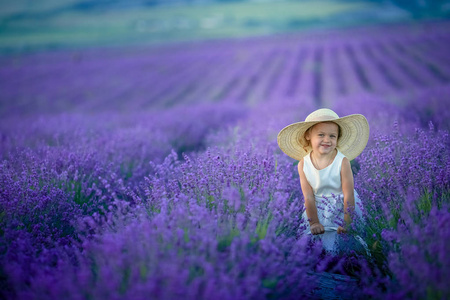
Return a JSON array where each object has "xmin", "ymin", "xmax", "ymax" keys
[{"xmin": 306, "ymin": 122, "xmax": 339, "ymax": 156}]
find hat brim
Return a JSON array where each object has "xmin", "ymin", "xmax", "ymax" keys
[{"xmin": 277, "ymin": 114, "xmax": 369, "ymax": 161}]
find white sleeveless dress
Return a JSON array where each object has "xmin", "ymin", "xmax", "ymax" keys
[{"xmin": 301, "ymin": 149, "xmax": 366, "ymax": 253}]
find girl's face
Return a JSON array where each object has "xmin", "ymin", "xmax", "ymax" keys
[{"xmin": 306, "ymin": 122, "xmax": 339, "ymax": 155}]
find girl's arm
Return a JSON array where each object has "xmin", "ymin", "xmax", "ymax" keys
[
  {"xmin": 339, "ymin": 157, "xmax": 355, "ymax": 233},
  {"xmin": 298, "ymin": 159, "xmax": 324, "ymax": 235}
]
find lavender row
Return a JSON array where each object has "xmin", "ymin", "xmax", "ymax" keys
[{"xmin": 2, "ymin": 22, "xmax": 450, "ymax": 116}]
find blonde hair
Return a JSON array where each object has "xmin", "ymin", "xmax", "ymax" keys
[{"xmin": 300, "ymin": 122, "xmax": 342, "ymax": 153}]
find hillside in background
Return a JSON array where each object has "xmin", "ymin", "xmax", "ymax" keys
[{"xmin": 2, "ymin": 0, "xmax": 449, "ymax": 53}]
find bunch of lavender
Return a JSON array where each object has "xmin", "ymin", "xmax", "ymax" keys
[
  {"xmin": 353, "ymin": 123, "xmax": 449, "ymax": 293},
  {"xmin": 0, "ymin": 103, "xmax": 247, "ymax": 298},
  {"xmin": 6, "ymin": 135, "xmax": 326, "ymax": 299},
  {"xmin": 19, "ymin": 213, "xmax": 323, "ymax": 299}
]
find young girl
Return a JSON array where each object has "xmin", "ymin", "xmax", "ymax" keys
[{"xmin": 277, "ymin": 108, "xmax": 369, "ymax": 253}]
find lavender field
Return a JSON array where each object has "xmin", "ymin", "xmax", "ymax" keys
[{"xmin": 1, "ymin": 20, "xmax": 450, "ymax": 299}]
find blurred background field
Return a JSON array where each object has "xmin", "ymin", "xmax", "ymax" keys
[
  {"xmin": 1, "ymin": 0, "xmax": 448, "ymax": 52},
  {"xmin": 1, "ymin": 0, "xmax": 450, "ymax": 119},
  {"xmin": 1, "ymin": 1, "xmax": 450, "ymax": 299}
]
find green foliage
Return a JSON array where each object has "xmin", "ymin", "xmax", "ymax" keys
[
  {"xmin": 183, "ymin": 227, "xmax": 190, "ymax": 243},
  {"xmin": 120, "ymin": 161, "xmax": 135, "ymax": 181},
  {"xmin": 206, "ymin": 195, "xmax": 216, "ymax": 211},
  {"xmin": 188, "ymin": 265, "xmax": 205, "ymax": 283},
  {"xmin": 255, "ymin": 213, "xmax": 272, "ymax": 241},
  {"xmin": 261, "ymin": 277, "xmax": 279, "ymax": 289},
  {"xmin": 119, "ymin": 267, "xmax": 131, "ymax": 294},
  {"xmin": 217, "ymin": 227, "xmax": 240, "ymax": 252}
]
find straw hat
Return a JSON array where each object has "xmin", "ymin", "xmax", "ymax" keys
[{"xmin": 277, "ymin": 108, "xmax": 369, "ymax": 161}]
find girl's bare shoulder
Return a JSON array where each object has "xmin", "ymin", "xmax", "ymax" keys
[
  {"xmin": 341, "ymin": 157, "xmax": 353, "ymax": 175},
  {"xmin": 341, "ymin": 156, "xmax": 351, "ymax": 168},
  {"xmin": 297, "ymin": 158, "xmax": 305, "ymax": 172}
]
